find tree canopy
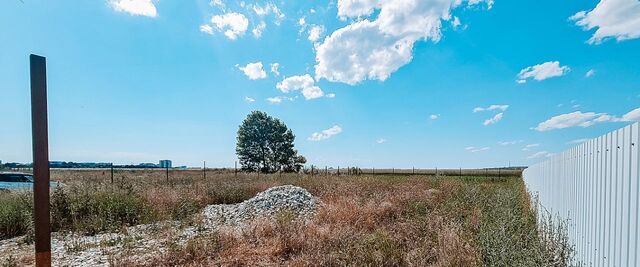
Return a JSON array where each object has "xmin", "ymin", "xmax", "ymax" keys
[{"xmin": 236, "ymin": 111, "xmax": 306, "ymax": 173}]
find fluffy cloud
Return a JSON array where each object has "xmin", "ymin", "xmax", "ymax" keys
[
  {"xmin": 336, "ymin": 0, "xmax": 378, "ymax": 20},
  {"xmin": 109, "ymin": 0, "xmax": 157, "ymax": 17},
  {"xmin": 276, "ymin": 74, "xmax": 325, "ymax": 100},
  {"xmin": 534, "ymin": 111, "xmax": 614, "ymax": 131},
  {"xmin": 251, "ymin": 2, "xmax": 285, "ymax": 26},
  {"xmin": 534, "ymin": 108, "xmax": 640, "ymax": 131},
  {"xmin": 270, "ymin": 63, "xmax": 280, "ymax": 76},
  {"xmin": 238, "ymin": 62, "xmax": 267, "ymax": 80},
  {"xmin": 570, "ymin": 0, "xmax": 640, "ymax": 44},
  {"xmin": 376, "ymin": 138, "xmax": 386, "ymax": 144},
  {"xmin": 308, "ymin": 25, "xmax": 326, "ymax": 43},
  {"xmin": 309, "ymin": 125, "xmax": 343, "ymax": 141},
  {"xmin": 200, "ymin": 24, "xmax": 214, "ymax": 34},
  {"xmin": 208, "ymin": 12, "xmax": 249, "ymax": 40},
  {"xmin": 429, "ymin": 114, "xmax": 440, "ymax": 120},
  {"xmin": 585, "ymin": 69, "xmax": 596, "ymax": 78},
  {"xmin": 266, "ymin": 96, "xmax": 294, "ymax": 105},
  {"xmin": 315, "ymin": 0, "xmax": 492, "ymax": 85},
  {"xmin": 244, "ymin": 96, "xmax": 255, "ymax": 103},
  {"xmin": 252, "ymin": 21, "xmax": 266, "ymax": 38},
  {"xmin": 522, "ymin": 144, "xmax": 540, "ymax": 151},
  {"xmin": 517, "ymin": 61, "xmax": 570, "ymax": 83},
  {"xmin": 527, "ymin": 151, "xmax": 553, "ymax": 159},
  {"xmin": 622, "ymin": 107, "xmax": 640, "ymax": 121},
  {"xmin": 473, "ymin": 104, "xmax": 509, "ymax": 113},
  {"xmin": 483, "ymin": 113, "xmax": 503, "ymax": 126}
]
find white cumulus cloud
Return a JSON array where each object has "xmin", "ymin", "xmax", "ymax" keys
[
  {"xmin": 238, "ymin": 62, "xmax": 267, "ymax": 80},
  {"xmin": 276, "ymin": 74, "xmax": 325, "ymax": 100},
  {"xmin": 252, "ymin": 21, "xmax": 266, "ymax": 38},
  {"xmin": 585, "ymin": 69, "xmax": 596, "ymax": 78},
  {"xmin": 315, "ymin": 0, "xmax": 492, "ymax": 85},
  {"xmin": 200, "ymin": 24, "xmax": 214, "ymax": 34},
  {"xmin": 570, "ymin": 0, "xmax": 640, "ymax": 44},
  {"xmin": 270, "ymin": 63, "xmax": 280, "ymax": 76},
  {"xmin": 109, "ymin": 0, "xmax": 157, "ymax": 17},
  {"xmin": 517, "ymin": 61, "xmax": 570, "ymax": 83},
  {"xmin": 244, "ymin": 96, "xmax": 255, "ymax": 103},
  {"xmin": 430, "ymin": 114, "xmax": 440, "ymax": 120},
  {"xmin": 622, "ymin": 107, "xmax": 640, "ymax": 121},
  {"xmin": 376, "ymin": 138, "xmax": 386, "ymax": 144},
  {"xmin": 309, "ymin": 125, "xmax": 342, "ymax": 141},
  {"xmin": 483, "ymin": 113, "xmax": 503, "ymax": 126},
  {"xmin": 473, "ymin": 104, "xmax": 509, "ymax": 113},
  {"xmin": 209, "ymin": 12, "xmax": 249, "ymax": 40},
  {"xmin": 308, "ymin": 25, "xmax": 326, "ymax": 43},
  {"xmin": 533, "ymin": 108, "xmax": 640, "ymax": 131}
]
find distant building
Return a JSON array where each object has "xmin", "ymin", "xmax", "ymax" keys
[{"xmin": 159, "ymin": 160, "xmax": 172, "ymax": 168}]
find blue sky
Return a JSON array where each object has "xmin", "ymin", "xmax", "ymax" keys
[{"xmin": 1, "ymin": 0, "xmax": 639, "ymax": 168}]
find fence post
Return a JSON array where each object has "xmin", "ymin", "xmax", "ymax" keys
[
  {"xmin": 110, "ymin": 163, "xmax": 114, "ymax": 184},
  {"xmin": 166, "ymin": 166, "xmax": 169, "ymax": 183},
  {"xmin": 435, "ymin": 167, "xmax": 438, "ymax": 177},
  {"xmin": 203, "ymin": 161, "xmax": 206, "ymax": 180},
  {"xmin": 325, "ymin": 166, "xmax": 328, "ymax": 177},
  {"xmin": 311, "ymin": 165, "xmax": 314, "ymax": 178},
  {"xmin": 460, "ymin": 167, "xmax": 462, "ymax": 177},
  {"xmin": 234, "ymin": 161, "xmax": 237, "ymax": 177},
  {"xmin": 373, "ymin": 167, "xmax": 375, "ymax": 175},
  {"xmin": 30, "ymin": 54, "xmax": 51, "ymax": 267}
]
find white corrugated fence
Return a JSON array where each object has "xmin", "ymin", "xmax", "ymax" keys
[{"xmin": 523, "ymin": 122, "xmax": 639, "ymax": 267}]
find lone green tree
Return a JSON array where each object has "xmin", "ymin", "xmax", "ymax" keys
[{"xmin": 236, "ymin": 111, "xmax": 306, "ymax": 173}]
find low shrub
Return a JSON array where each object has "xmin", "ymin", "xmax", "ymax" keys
[{"xmin": 0, "ymin": 193, "xmax": 32, "ymax": 240}]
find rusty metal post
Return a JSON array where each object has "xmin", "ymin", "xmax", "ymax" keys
[
  {"xmin": 30, "ymin": 54, "xmax": 51, "ymax": 267},
  {"xmin": 165, "ymin": 166, "xmax": 169, "ymax": 183}
]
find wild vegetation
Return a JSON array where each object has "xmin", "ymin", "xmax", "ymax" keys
[{"xmin": 0, "ymin": 169, "xmax": 572, "ymax": 266}]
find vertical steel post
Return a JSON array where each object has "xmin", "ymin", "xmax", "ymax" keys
[
  {"xmin": 203, "ymin": 161, "xmax": 206, "ymax": 180},
  {"xmin": 110, "ymin": 163, "xmax": 114, "ymax": 184},
  {"xmin": 234, "ymin": 161, "xmax": 237, "ymax": 177},
  {"xmin": 30, "ymin": 54, "xmax": 51, "ymax": 267},
  {"xmin": 166, "ymin": 166, "xmax": 169, "ymax": 183},
  {"xmin": 337, "ymin": 166, "xmax": 340, "ymax": 176}
]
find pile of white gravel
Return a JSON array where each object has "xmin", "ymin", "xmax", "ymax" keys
[
  {"xmin": 203, "ymin": 185, "xmax": 318, "ymax": 225},
  {"xmin": 0, "ymin": 185, "xmax": 318, "ymax": 267}
]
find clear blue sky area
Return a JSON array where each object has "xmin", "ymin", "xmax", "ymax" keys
[{"xmin": 1, "ymin": 0, "xmax": 639, "ymax": 168}]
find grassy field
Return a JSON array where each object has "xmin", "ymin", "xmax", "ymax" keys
[{"xmin": 0, "ymin": 169, "xmax": 571, "ymax": 266}]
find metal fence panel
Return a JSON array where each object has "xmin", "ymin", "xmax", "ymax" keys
[{"xmin": 523, "ymin": 122, "xmax": 640, "ymax": 266}]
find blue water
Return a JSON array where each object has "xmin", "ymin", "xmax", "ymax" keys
[{"xmin": 0, "ymin": 181, "xmax": 64, "ymax": 191}]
